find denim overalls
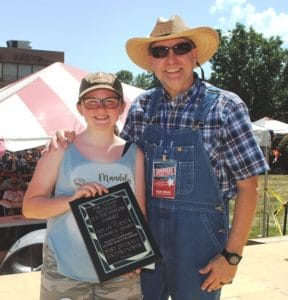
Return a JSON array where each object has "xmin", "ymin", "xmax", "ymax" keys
[{"xmin": 139, "ymin": 88, "xmax": 229, "ymax": 300}]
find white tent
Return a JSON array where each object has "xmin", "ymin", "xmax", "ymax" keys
[
  {"xmin": 252, "ymin": 123, "xmax": 271, "ymax": 148},
  {"xmin": 254, "ymin": 117, "xmax": 288, "ymax": 135},
  {"xmin": 0, "ymin": 62, "xmax": 143, "ymax": 152}
]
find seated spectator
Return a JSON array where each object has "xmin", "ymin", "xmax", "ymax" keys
[
  {"xmin": 0, "ymin": 172, "xmax": 27, "ymax": 195},
  {"xmin": 3, "ymin": 184, "xmax": 25, "ymax": 202},
  {"xmin": 2, "ymin": 183, "xmax": 24, "ymax": 215}
]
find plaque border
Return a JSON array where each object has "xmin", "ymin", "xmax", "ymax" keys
[{"xmin": 70, "ymin": 181, "xmax": 162, "ymax": 282}]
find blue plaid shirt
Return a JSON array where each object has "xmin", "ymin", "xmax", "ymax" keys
[{"xmin": 120, "ymin": 76, "xmax": 269, "ymax": 201}]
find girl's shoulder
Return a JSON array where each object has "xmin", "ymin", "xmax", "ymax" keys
[{"xmin": 39, "ymin": 143, "xmax": 66, "ymax": 164}]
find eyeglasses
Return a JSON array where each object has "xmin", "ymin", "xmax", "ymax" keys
[
  {"xmin": 80, "ymin": 96, "xmax": 121, "ymax": 109},
  {"xmin": 149, "ymin": 42, "xmax": 195, "ymax": 59}
]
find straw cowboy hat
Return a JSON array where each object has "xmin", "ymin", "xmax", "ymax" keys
[{"xmin": 126, "ymin": 15, "xmax": 219, "ymax": 72}]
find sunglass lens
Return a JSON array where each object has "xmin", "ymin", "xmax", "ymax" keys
[
  {"xmin": 150, "ymin": 46, "xmax": 169, "ymax": 58},
  {"xmin": 174, "ymin": 43, "xmax": 193, "ymax": 55}
]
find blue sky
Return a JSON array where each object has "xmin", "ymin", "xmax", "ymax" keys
[{"xmin": 1, "ymin": 0, "xmax": 288, "ymax": 76}]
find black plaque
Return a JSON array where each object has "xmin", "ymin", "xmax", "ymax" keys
[{"xmin": 70, "ymin": 181, "xmax": 162, "ymax": 282}]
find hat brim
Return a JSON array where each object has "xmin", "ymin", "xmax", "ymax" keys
[{"xmin": 126, "ymin": 27, "xmax": 219, "ymax": 72}]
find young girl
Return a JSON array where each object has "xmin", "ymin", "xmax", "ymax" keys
[{"xmin": 23, "ymin": 72, "xmax": 145, "ymax": 300}]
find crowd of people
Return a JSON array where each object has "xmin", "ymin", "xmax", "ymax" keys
[
  {"xmin": 0, "ymin": 148, "xmax": 43, "ymax": 176},
  {"xmin": 0, "ymin": 148, "xmax": 44, "ymax": 215}
]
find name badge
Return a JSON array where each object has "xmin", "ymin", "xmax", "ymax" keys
[{"xmin": 152, "ymin": 160, "xmax": 177, "ymax": 199}]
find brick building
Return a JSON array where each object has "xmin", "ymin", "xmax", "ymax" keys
[{"xmin": 0, "ymin": 40, "xmax": 64, "ymax": 88}]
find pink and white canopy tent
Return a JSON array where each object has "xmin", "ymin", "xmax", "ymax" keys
[{"xmin": 0, "ymin": 62, "xmax": 143, "ymax": 153}]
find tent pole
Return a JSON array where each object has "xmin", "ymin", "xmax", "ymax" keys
[{"xmin": 262, "ymin": 146, "xmax": 269, "ymax": 237}]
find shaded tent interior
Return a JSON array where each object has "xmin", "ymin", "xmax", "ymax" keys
[{"xmin": 0, "ymin": 229, "xmax": 45, "ymax": 275}]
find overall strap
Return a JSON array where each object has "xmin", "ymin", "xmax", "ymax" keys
[
  {"xmin": 146, "ymin": 88, "xmax": 163, "ymax": 124},
  {"xmin": 193, "ymin": 86, "xmax": 220, "ymax": 128}
]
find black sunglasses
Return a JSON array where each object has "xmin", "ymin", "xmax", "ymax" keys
[{"xmin": 149, "ymin": 42, "xmax": 195, "ymax": 59}]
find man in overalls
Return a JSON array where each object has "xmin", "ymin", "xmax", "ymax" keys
[{"xmin": 121, "ymin": 15, "xmax": 269, "ymax": 299}]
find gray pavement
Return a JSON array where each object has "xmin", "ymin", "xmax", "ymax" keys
[
  {"xmin": 222, "ymin": 236, "xmax": 288, "ymax": 299},
  {"xmin": 0, "ymin": 236, "xmax": 287, "ymax": 299}
]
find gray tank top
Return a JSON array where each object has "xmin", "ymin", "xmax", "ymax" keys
[{"xmin": 46, "ymin": 142, "xmax": 137, "ymax": 282}]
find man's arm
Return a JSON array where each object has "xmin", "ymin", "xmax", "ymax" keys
[
  {"xmin": 199, "ymin": 175, "xmax": 259, "ymax": 292},
  {"xmin": 226, "ymin": 175, "xmax": 259, "ymax": 254}
]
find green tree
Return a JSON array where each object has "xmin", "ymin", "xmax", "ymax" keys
[
  {"xmin": 210, "ymin": 23, "xmax": 288, "ymax": 122},
  {"xmin": 116, "ymin": 69, "xmax": 161, "ymax": 90},
  {"xmin": 272, "ymin": 54, "xmax": 288, "ymax": 121},
  {"xmin": 115, "ymin": 70, "xmax": 133, "ymax": 85},
  {"xmin": 133, "ymin": 72, "xmax": 161, "ymax": 90},
  {"xmin": 133, "ymin": 72, "xmax": 152, "ymax": 90}
]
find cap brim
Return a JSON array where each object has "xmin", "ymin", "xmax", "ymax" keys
[{"xmin": 79, "ymin": 85, "xmax": 123, "ymax": 99}]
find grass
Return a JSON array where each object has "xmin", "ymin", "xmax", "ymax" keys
[
  {"xmin": 230, "ymin": 174, "xmax": 288, "ymax": 239},
  {"xmin": 251, "ymin": 174, "xmax": 288, "ymax": 238}
]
